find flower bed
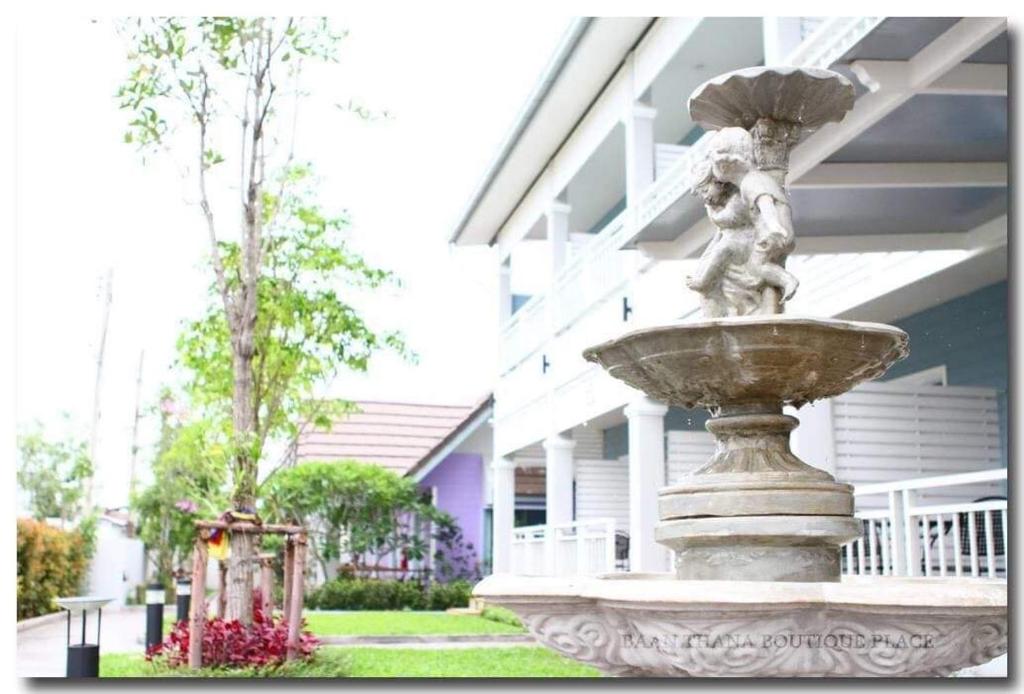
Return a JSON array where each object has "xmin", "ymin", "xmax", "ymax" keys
[{"xmin": 149, "ymin": 590, "xmax": 319, "ymax": 670}]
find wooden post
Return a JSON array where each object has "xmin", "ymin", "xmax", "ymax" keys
[
  {"xmin": 188, "ymin": 534, "xmax": 209, "ymax": 669},
  {"xmin": 217, "ymin": 561, "xmax": 227, "ymax": 618},
  {"xmin": 282, "ymin": 537, "xmax": 294, "ymax": 622},
  {"xmin": 260, "ymin": 557, "xmax": 274, "ymax": 616},
  {"xmin": 286, "ymin": 534, "xmax": 307, "ymax": 661}
]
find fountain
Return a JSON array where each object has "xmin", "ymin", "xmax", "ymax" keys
[{"xmin": 473, "ymin": 66, "xmax": 1008, "ymax": 677}]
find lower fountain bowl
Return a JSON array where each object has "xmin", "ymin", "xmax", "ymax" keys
[
  {"xmin": 582, "ymin": 315, "xmax": 909, "ymax": 410},
  {"xmin": 474, "ymin": 573, "xmax": 1006, "ymax": 678}
]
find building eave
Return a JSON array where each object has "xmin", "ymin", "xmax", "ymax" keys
[{"xmin": 449, "ymin": 17, "xmax": 654, "ymax": 247}]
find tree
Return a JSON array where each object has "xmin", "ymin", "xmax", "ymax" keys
[
  {"xmin": 17, "ymin": 422, "xmax": 94, "ymax": 525},
  {"xmin": 261, "ymin": 461, "xmax": 451, "ymax": 581},
  {"xmin": 132, "ymin": 396, "xmax": 229, "ymax": 587},
  {"xmin": 117, "ymin": 18, "xmax": 403, "ymax": 624}
]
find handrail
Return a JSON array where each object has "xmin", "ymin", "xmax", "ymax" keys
[
  {"xmin": 910, "ymin": 499, "xmax": 1007, "ymax": 516},
  {"xmin": 854, "ymin": 468, "xmax": 1006, "ymax": 497},
  {"xmin": 512, "ymin": 517, "xmax": 617, "ymax": 536}
]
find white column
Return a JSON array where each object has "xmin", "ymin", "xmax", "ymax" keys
[
  {"xmin": 545, "ymin": 201, "xmax": 572, "ymax": 286},
  {"xmin": 789, "ymin": 400, "xmax": 837, "ymax": 477},
  {"xmin": 762, "ymin": 17, "xmax": 805, "ymax": 64},
  {"xmin": 491, "ymin": 457, "xmax": 516, "ymax": 574},
  {"xmin": 623, "ymin": 103, "xmax": 657, "ymax": 206},
  {"xmin": 498, "ymin": 259, "xmax": 512, "ymax": 326},
  {"xmin": 624, "ymin": 396, "xmax": 669, "ymax": 572},
  {"xmin": 543, "ymin": 434, "xmax": 576, "ymax": 527}
]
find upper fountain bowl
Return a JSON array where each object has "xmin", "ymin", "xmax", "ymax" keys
[
  {"xmin": 688, "ymin": 65, "xmax": 855, "ymax": 132},
  {"xmin": 582, "ymin": 316, "xmax": 908, "ymax": 410}
]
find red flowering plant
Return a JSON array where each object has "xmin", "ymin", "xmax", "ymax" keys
[{"xmin": 147, "ymin": 589, "xmax": 319, "ymax": 670}]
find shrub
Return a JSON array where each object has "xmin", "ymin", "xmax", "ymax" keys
[
  {"xmin": 481, "ymin": 605, "xmax": 522, "ymax": 628},
  {"xmin": 148, "ymin": 589, "xmax": 319, "ymax": 670},
  {"xmin": 307, "ymin": 578, "xmax": 425, "ymax": 611},
  {"xmin": 425, "ymin": 580, "xmax": 473, "ymax": 611},
  {"xmin": 16, "ymin": 518, "xmax": 92, "ymax": 619},
  {"xmin": 306, "ymin": 578, "xmax": 472, "ymax": 611}
]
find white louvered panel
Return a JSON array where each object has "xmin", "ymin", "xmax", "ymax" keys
[
  {"xmin": 835, "ymin": 382, "xmax": 1005, "ymax": 512},
  {"xmin": 574, "ymin": 458, "xmax": 629, "ymax": 530},
  {"xmin": 655, "ymin": 144, "xmax": 690, "ymax": 180},
  {"xmin": 666, "ymin": 431, "xmax": 715, "ymax": 485},
  {"xmin": 571, "ymin": 425, "xmax": 605, "ymax": 460}
]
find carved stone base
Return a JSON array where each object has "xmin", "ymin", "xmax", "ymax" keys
[
  {"xmin": 657, "ymin": 515, "xmax": 860, "ymax": 582},
  {"xmin": 474, "ymin": 574, "xmax": 1007, "ymax": 678}
]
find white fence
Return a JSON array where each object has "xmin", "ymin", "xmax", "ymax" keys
[
  {"xmin": 843, "ymin": 468, "xmax": 1007, "ymax": 579},
  {"xmin": 510, "ymin": 518, "xmax": 617, "ymax": 577}
]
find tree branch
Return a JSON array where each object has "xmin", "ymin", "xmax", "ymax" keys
[{"xmin": 196, "ymin": 64, "xmax": 235, "ymax": 327}]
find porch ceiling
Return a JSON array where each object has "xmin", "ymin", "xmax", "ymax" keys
[
  {"xmin": 631, "ymin": 19, "xmax": 1009, "ymax": 247},
  {"xmin": 790, "ymin": 187, "xmax": 1007, "ymax": 237}
]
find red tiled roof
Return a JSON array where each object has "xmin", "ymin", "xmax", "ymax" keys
[{"xmin": 294, "ymin": 401, "xmax": 474, "ymax": 474}]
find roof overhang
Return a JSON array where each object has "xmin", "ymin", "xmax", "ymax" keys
[
  {"xmin": 406, "ymin": 396, "xmax": 494, "ymax": 482},
  {"xmin": 449, "ymin": 17, "xmax": 654, "ymax": 246}
]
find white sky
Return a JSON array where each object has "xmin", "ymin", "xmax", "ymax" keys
[{"xmin": 14, "ymin": 16, "xmax": 570, "ymax": 508}]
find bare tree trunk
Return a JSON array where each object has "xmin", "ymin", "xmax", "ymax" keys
[
  {"xmin": 85, "ymin": 268, "xmax": 113, "ymax": 511},
  {"xmin": 225, "ymin": 320, "xmax": 258, "ymax": 622},
  {"xmin": 225, "ymin": 531, "xmax": 254, "ymax": 623},
  {"xmin": 128, "ymin": 350, "xmax": 144, "ymax": 501}
]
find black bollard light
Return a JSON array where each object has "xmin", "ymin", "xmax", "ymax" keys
[
  {"xmin": 176, "ymin": 578, "xmax": 191, "ymax": 623},
  {"xmin": 145, "ymin": 582, "xmax": 165, "ymax": 651},
  {"xmin": 56, "ymin": 597, "xmax": 112, "ymax": 678}
]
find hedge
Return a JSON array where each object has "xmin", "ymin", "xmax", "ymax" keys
[
  {"xmin": 17, "ymin": 518, "xmax": 92, "ymax": 620},
  {"xmin": 306, "ymin": 578, "xmax": 472, "ymax": 611}
]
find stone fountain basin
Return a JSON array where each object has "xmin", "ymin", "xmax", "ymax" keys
[
  {"xmin": 474, "ymin": 573, "xmax": 1006, "ymax": 677},
  {"xmin": 582, "ymin": 316, "xmax": 909, "ymax": 410}
]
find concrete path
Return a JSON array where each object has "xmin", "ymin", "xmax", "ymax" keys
[{"xmin": 17, "ymin": 605, "xmax": 164, "ymax": 678}]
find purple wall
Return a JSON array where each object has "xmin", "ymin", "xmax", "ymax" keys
[{"xmin": 418, "ymin": 452, "xmax": 484, "ymax": 566}]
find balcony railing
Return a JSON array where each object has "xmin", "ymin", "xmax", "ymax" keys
[
  {"xmin": 510, "ymin": 518, "xmax": 618, "ymax": 577},
  {"xmin": 499, "ymin": 209, "xmax": 634, "ymax": 375},
  {"xmin": 843, "ymin": 468, "xmax": 1007, "ymax": 579}
]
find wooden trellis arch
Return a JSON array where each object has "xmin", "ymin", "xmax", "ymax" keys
[{"xmin": 188, "ymin": 520, "xmax": 307, "ymax": 669}]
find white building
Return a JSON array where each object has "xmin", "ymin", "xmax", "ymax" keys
[{"xmin": 452, "ymin": 18, "xmax": 1008, "ymax": 579}]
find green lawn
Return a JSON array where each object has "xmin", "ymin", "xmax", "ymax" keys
[
  {"xmin": 101, "ymin": 646, "xmax": 599, "ymax": 678},
  {"xmin": 165, "ymin": 610, "xmax": 524, "ymax": 637},
  {"xmin": 304, "ymin": 610, "xmax": 524, "ymax": 636}
]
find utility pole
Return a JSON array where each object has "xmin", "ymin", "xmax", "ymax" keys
[
  {"xmin": 128, "ymin": 350, "xmax": 145, "ymax": 502},
  {"xmin": 85, "ymin": 269, "xmax": 113, "ymax": 511}
]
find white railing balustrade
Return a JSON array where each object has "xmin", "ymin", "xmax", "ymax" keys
[
  {"xmin": 499, "ymin": 210, "xmax": 634, "ymax": 375},
  {"xmin": 843, "ymin": 469, "xmax": 1007, "ymax": 579},
  {"xmin": 552, "ymin": 210, "xmax": 633, "ymax": 333},
  {"xmin": 510, "ymin": 518, "xmax": 617, "ymax": 577}
]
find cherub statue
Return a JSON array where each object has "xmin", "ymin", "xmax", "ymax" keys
[{"xmin": 686, "ymin": 127, "xmax": 798, "ymax": 316}]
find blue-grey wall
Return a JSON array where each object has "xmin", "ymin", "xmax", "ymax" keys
[
  {"xmin": 882, "ymin": 280, "xmax": 1008, "ymax": 466},
  {"xmin": 602, "ymin": 281, "xmax": 1008, "ymax": 462},
  {"xmin": 511, "ymin": 294, "xmax": 532, "ymax": 315}
]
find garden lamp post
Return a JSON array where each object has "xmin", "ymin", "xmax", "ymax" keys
[
  {"xmin": 55, "ymin": 596, "xmax": 113, "ymax": 678},
  {"xmin": 145, "ymin": 582, "xmax": 165, "ymax": 651},
  {"xmin": 176, "ymin": 578, "xmax": 191, "ymax": 623}
]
